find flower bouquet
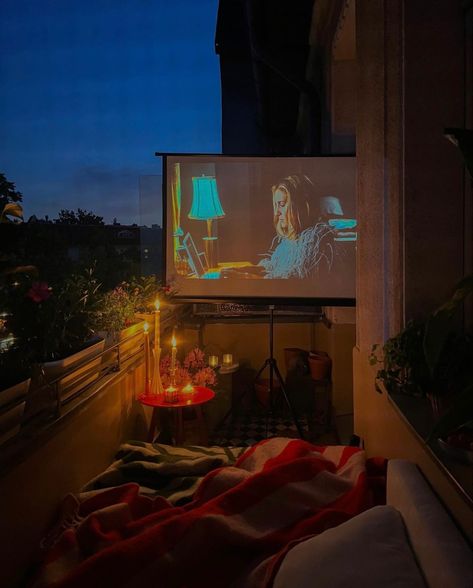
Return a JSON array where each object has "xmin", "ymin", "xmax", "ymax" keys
[{"xmin": 160, "ymin": 348, "xmax": 217, "ymax": 390}]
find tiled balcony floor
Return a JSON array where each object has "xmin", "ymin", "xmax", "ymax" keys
[{"xmin": 210, "ymin": 413, "xmax": 309, "ymax": 447}]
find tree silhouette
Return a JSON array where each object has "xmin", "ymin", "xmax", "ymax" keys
[
  {"xmin": 54, "ymin": 208, "xmax": 104, "ymax": 225},
  {"xmin": 0, "ymin": 172, "xmax": 23, "ymax": 210}
]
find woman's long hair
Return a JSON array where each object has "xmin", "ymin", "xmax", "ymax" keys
[{"xmin": 272, "ymin": 175, "xmax": 321, "ymax": 239}]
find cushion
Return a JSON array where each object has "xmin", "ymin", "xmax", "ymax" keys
[
  {"xmin": 387, "ymin": 459, "xmax": 473, "ymax": 588},
  {"xmin": 272, "ymin": 505, "xmax": 426, "ymax": 588}
]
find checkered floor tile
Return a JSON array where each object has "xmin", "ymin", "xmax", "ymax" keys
[{"xmin": 209, "ymin": 411, "xmax": 311, "ymax": 447}]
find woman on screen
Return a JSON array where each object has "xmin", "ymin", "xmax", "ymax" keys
[{"xmin": 258, "ymin": 174, "xmax": 334, "ymax": 279}]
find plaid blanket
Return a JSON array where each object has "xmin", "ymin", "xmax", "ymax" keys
[
  {"xmin": 82, "ymin": 442, "xmax": 245, "ymax": 505},
  {"xmin": 34, "ymin": 438, "xmax": 386, "ymax": 588}
]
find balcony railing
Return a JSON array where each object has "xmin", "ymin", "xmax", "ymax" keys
[{"xmin": 0, "ymin": 304, "xmax": 190, "ymax": 471}]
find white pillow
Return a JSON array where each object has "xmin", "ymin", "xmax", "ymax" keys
[{"xmin": 273, "ymin": 506, "xmax": 426, "ymax": 588}]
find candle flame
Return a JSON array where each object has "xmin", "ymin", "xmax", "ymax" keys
[
  {"xmin": 143, "ymin": 322, "xmax": 149, "ymax": 333},
  {"xmin": 155, "ymin": 298, "xmax": 160, "ymax": 311},
  {"xmin": 171, "ymin": 335, "xmax": 177, "ymax": 347}
]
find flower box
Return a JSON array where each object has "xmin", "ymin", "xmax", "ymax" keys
[
  {"xmin": 0, "ymin": 377, "xmax": 30, "ymax": 445},
  {"xmin": 41, "ymin": 338, "xmax": 105, "ymax": 405},
  {"xmin": 118, "ymin": 321, "xmax": 145, "ymax": 362}
]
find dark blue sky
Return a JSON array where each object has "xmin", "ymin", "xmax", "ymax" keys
[{"xmin": 0, "ymin": 0, "xmax": 221, "ymax": 225}]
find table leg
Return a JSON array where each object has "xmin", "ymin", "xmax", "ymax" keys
[
  {"xmin": 147, "ymin": 407, "xmax": 159, "ymax": 443},
  {"xmin": 174, "ymin": 408, "xmax": 184, "ymax": 445},
  {"xmin": 195, "ymin": 406, "xmax": 208, "ymax": 446}
]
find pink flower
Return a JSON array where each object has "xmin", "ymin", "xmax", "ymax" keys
[
  {"xmin": 184, "ymin": 348, "xmax": 205, "ymax": 371},
  {"xmin": 160, "ymin": 348, "xmax": 217, "ymax": 389},
  {"xmin": 27, "ymin": 281, "xmax": 51, "ymax": 303},
  {"xmin": 193, "ymin": 367, "xmax": 217, "ymax": 387}
]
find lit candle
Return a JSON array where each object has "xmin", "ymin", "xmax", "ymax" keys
[
  {"xmin": 170, "ymin": 333, "xmax": 177, "ymax": 370},
  {"xmin": 182, "ymin": 383, "xmax": 194, "ymax": 395},
  {"xmin": 223, "ymin": 353, "xmax": 233, "ymax": 366},
  {"xmin": 154, "ymin": 298, "xmax": 160, "ymax": 352},
  {"xmin": 208, "ymin": 355, "xmax": 219, "ymax": 368},
  {"xmin": 170, "ymin": 332, "xmax": 177, "ymax": 385},
  {"xmin": 143, "ymin": 322, "xmax": 150, "ymax": 393}
]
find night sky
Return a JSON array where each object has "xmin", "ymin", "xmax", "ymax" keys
[{"xmin": 0, "ymin": 0, "xmax": 221, "ymax": 225}]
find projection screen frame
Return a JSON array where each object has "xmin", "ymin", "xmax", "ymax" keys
[{"xmin": 157, "ymin": 152, "xmax": 356, "ymax": 307}]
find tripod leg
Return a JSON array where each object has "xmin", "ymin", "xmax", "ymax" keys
[
  {"xmin": 272, "ymin": 360, "xmax": 305, "ymax": 440},
  {"xmin": 254, "ymin": 358, "xmax": 270, "ymax": 382}
]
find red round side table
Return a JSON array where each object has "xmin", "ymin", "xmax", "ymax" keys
[{"xmin": 138, "ymin": 386, "xmax": 215, "ymax": 445}]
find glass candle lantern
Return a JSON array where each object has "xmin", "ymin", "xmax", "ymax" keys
[
  {"xmin": 208, "ymin": 355, "xmax": 219, "ymax": 368},
  {"xmin": 222, "ymin": 353, "xmax": 233, "ymax": 366},
  {"xmin": 164, "ymin": 385, "xmax": 179, "ymax": 403}
]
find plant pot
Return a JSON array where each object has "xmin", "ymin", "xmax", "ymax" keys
[
  {"xmin": 41, "ymin": 338, "xmax": 105, "ymax": 404},
  {"xmin": 284, "ymin": 348, "xmax": 308, "ymax": 371},
  {"xmin": 0, "ymin": 378, "xmax": 30, "ymax": 445},
  {"xmin": 254, "ymin": 378, "xmax": 281, "ymax": 409},
  {"xmin": 308, "ymin": 351, "xmax": 332, "ymax": 381}
]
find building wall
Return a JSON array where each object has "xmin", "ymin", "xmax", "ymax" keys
[{"xmin": 354, "ymin": 0, "xmax": 471, "ymax": 536}]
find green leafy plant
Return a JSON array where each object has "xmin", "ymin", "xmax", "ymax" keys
[
  {"xmin": 370, "ymin": 275, "xmax": 473, "ymax": 441},
  {"xmin": 94, "ymin": 283, "xmax": 137, "ymax": 336},
  {"xmin": 3, "ymin": 267, "xmax": 102, "ymax": 362},
  {"xmin": 369, "ymin": 320, "xmax": 430, "ymax": 396},
  {"xmin": 94, "ymin": 275, "xmax": 177, "ymax": 336}
]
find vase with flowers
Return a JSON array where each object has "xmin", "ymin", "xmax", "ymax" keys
[{"xmin": 159, "ymin": 347, "xmax": 218, "ymax": 393}]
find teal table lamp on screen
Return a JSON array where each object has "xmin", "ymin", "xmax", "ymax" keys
[{"xmin": 188, "ymin": 175, "xmax": 225, "ymax": 269}]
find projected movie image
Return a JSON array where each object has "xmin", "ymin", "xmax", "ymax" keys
[{"xmin": 165, "ymin": 156, "xmax": 356, "ymax": 302}]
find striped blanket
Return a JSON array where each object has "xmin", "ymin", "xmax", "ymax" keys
[
  {"xmin": 35, "ymin": 438, "xmax": 385, "ymax": 588},
  {"xmin": 82, "ymin": 442, "xmax": 245, "ymax": 505}
]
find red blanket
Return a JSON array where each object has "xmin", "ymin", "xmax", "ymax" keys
[{"xmin": 35, "ymin": 439, "xmax": 386, "ymax": 588}]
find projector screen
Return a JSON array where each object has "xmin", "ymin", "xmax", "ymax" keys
[{"xmin": 163, "ymin": 155, "xmax": 356, "ymax": 305}]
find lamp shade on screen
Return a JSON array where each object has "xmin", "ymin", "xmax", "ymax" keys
[
  {"xmin": 188, "ymin": 176, "xmax": 225, "ymax": 269},
  {"xmin": 189, "ymin": 176, "xmax": 225, "ymax": 220}
]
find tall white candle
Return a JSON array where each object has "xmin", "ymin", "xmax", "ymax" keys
[
  {"xmin": 154, "ymin": 298, "xmax": 160, "ymax": 351},
  {"xmin": 143, "ymin": 323, "xmax": 150, "ymax": 393},
  {"xmin": 170, "ymin": 333, "xmax": 177, "ymax": 374}
]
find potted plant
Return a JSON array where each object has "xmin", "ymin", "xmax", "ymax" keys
[
  {"xmin": 369, "ymin": 319, "xmax": 430, "ymax": 397},
  {"xmin": 95, "ymin": 276, "xmax": 177, "ymax": 363},
  {"xmin": 308, "ymin": 350, "xmax": 332, "ymax": 381},
  {"xmin": 370, "ymin": 275, "xmax": 473, "ymax": 448},
  {"xmin": 2, "ymin": 267, "xmax": 104, "ymax": 412},
  {"xmin": 132, "ymin": 275, "xmax": 177, "ymax": 321}
]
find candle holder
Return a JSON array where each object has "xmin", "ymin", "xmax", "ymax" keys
[
  {"xmin": 150, "ymin": 299, "xmax": 164, "ymax": 396},
  {"xmin": 208, "ymin": 355, "xmax": 219, "ymax": 369},
  {"xmin": 164, "ymin": 385, "xmax": 179, "ymax": 403},
  {"xmin": 143, "ymin": 322, "xmax": 151, "ymax": 395},
  {"xmin": 170, "ymin": 367, "xmax": 177, "ymax": 388},
  {"xmin": 181, "ymin": 383, "xmax": 195, "ymax": 398},
  {"xmin": 222, "ymin": 353, "xmax": 233, "ymax": 366},
  {"xmin": 151, "ymin": 346, "xmax": 164, "ymax": 396}
]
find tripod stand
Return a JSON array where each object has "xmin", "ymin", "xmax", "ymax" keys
[{"xmin": 254, "ymin": 305, "xmax": 305, "ymax": 440}]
